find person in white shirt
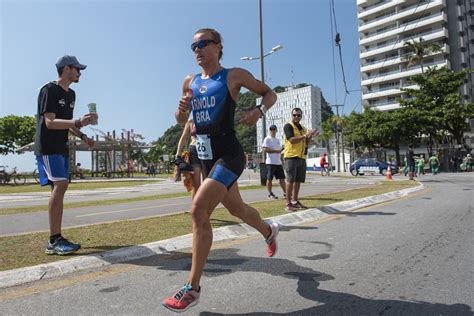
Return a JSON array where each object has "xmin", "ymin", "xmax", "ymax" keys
[{"xmin": 262, "ymin": 125, "xmax": 286, "ymax": 199}]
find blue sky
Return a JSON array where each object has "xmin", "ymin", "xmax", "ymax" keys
[{"xmin": 0, "ymin": 0, "xmax": 361, "ymax": 170}]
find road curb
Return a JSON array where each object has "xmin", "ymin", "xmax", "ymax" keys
[{"xmin": 0, "ymin": 183, "xmax": 424, "ymax": 289}]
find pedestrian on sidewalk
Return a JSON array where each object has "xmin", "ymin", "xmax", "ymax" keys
[
  {"xmin": 262, "ymin": 125, "xmax": 286, "ymax": 200},
  {"xmin": 34, "ymin": 55, "xmax": 97, "ymax": 255},
  {"xmin": 406, "ymin": 145, "xmax": 416, "ymax": 180},
  {"xmin": 416, "ymin": 156, "xmax": 425, "ymax": 176},
  {"xmin": 162, "ymin": 28, "xmax": 279, "ymax": 313},
  {"xmin": 428, "ymin": 153, "xmax": 439, "ymax": 175},
  {"xmin": 320, "ymin": 153, "xmax": 328, "ymax": 176},
  {"xmin": 283, "ymin": 107, "xmax": 318, "ymax": 212}
]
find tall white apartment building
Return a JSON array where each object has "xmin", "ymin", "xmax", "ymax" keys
[
  {"xmin": 358, "ymin": 0, "xmax": 474, "ymax": 111},
  {"xmin": 256, "ymin": 85, "xmax": 322, "ymax": 152}
]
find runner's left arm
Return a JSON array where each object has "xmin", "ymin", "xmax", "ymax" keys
[{"xmin": 230, "ymin": 68, "xmax": 277, "ymax": 126}]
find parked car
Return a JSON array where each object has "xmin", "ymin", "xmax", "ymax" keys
[{"xmin": 349, "ymin": 158, "xmax": 398, "ymax": 176}]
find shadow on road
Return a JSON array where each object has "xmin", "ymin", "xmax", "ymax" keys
[
  {"xmin": 135, "ymin": 247, "xmax": 472, "ymax": 315},
  {"xmin": 319, "ymin": 205, "xmax": 396, "ymax": 216}
]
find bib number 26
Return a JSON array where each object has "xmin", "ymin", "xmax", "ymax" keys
[{"xmin": 196, "ymin": 134, "xmax": 213, "ymax": 160}]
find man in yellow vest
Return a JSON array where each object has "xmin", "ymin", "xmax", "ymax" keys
[{"xmin": 283, "ymin": 107, "xmax": 318, "ymax": 212}]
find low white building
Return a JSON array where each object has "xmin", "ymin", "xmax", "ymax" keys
[{"xmin": 256, "ymin": 85, "xmax": 322, "ymax": 152}]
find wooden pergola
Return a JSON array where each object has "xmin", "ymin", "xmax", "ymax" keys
[{"xmin": 19, "ymin": 130, "xmax": 152, "ymax": 178}]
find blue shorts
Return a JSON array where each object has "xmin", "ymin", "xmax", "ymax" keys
[{"xmin": 36, "ymin": 155, "xmax": 69, "ymax": 186}]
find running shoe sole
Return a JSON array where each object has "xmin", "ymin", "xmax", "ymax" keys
[
  {"xmin": 161, "ymin": 299, "xmax": 199, "ymax": 313},
  {"xmin": 45, "ymin": 248, "xmax": 79, "ymax": 255}
]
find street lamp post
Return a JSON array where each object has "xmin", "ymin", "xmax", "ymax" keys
[
  {"xmin": 241, "ymin": 42, "xmax": 283, "ymax": 161},
  {"xmin": 240, "ymin": 0, "xmax": 283, "ymax": 166},
  {"xmin": 241, "ymin": 42, "xmax": 283, "ymax": 162}
]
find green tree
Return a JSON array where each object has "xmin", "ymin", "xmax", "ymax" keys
[
  {"xmin": 320, "ymin": 93, "xmax": 334, "ymax": 122},
  {"xmin": 235, "ymin": 91, "xmax": 258, "ymax": 153},
  {"xmin": 0, "ymin": 115, "xmax": 36, "ymax": 155},
  {"xmin": 343, "ymin": 109, "xmax": 417, "ymax": 164},
  {"xmin": 316, "ymin": 116, "xmax": 335, "ymax": 163},
  {"xmin": 400, "ymin": 67, "xmax": 474, "ymax": 150},
  {"xmin": 145, "ymin": 124, "xmax": 183, "ymax": 164},
  {"xmin": 273, "ymin": 86, "xmax": 286, "ymax": 93},
  {"xmin": 403, "ymin": 37, "xmax": 441, "ymax": 73}
]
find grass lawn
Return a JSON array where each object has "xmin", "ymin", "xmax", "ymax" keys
[{"xmin": 0, "ymin": 181, "xmax": 418, "ymax": 271}]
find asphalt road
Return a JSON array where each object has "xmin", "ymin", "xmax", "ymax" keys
[
  {"xmin": 0, "ymin": 175, "xmax": 376, "ymax": 235},
  {"xmin": 1, "ymin": 173, "xmax": 472, "ymax": 315}
]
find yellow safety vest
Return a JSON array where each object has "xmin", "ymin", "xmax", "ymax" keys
[{"xmin": 283, "ymin": 121, "xmax": 307, "ymax": 159}]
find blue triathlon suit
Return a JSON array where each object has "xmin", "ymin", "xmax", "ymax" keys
[{"xmin": 188, "ymin": 68, "xmax": 245, "ymax": 189}]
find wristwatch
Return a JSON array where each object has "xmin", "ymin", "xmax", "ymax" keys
[{"xmin": 256, "ymin": 104, "xmax": 268, "ymax": 117}]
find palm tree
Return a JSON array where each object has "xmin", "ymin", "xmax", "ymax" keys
[{"xmin": 403, "ymin": 37, "xmax": 441, "ymax": 73}]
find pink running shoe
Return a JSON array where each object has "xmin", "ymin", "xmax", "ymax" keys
[
  {"xmin": 266, "ymin": 222, "xmax": 279, "ymax": 257},
  {"xmin": 162, "ymin": 284, "xmax": 200, "ymax": 312}
]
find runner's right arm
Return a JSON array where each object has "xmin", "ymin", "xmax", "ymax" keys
[
  {"xmin": 175, "ymin": 121, "xmax": 192, "ymax": 158},
  {"xmin": 175, "ymin": 75, "xmax": 194, "ymax": 126}
]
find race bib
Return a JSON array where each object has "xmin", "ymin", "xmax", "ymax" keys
[{"xmin": 196, "ymin": 134, "xmax": 213, "ymax": 160}]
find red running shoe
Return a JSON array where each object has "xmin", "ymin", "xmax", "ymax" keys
[
  {"xmin": 162, "ymin": 284, "xmax": 200, "ymax": 312},
  {"xmin": 266, "ymin": 222, "xmax": 279, "ymax": 257}
]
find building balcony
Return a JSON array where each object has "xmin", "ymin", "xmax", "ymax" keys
[
  {"xmin": 359, "ymin": 0, "xmax": 445, "ymax": 33},
  {"xmin": 360, "ymin": 11, "xmax": 446, "ymax": 46},
  {"xmin": 361, "ymin": 60, "xmax": 448, "ymax": 86},
  {"xmin": 364, "ymin": 98, "xmax": 401, "ymax": 109},
  {"xmin": 360, "ymin": 42, "xmax": 448, "ymax": 72},
  {"xmin": 362, "ymin": 84, "xmax": 418, "ymax": 99},
  {"xmin": 376, "ymin": 102, "xmax": 402, "ymax": 111},
  {"xmin": 358, "ymin": 0, "xmax": 404, "ymax": 19},
  {"xmin": 360, "ymin": 16, "xmax": 447, "ymax": 58}
]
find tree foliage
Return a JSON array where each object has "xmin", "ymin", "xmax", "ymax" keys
[
  {"xmin": 147, "ymin": 124, "xmax": 184, "ymax": 162},
  {"xmin": 320, "ymin": 93, "xmax": 334, "ymax": 122},
  {"xmin": 343, "ymin": 109, "xmax": 418, "ymax": 164},
  {"xmin": 0, "ymin": 115, "xmax": 36, "ymax": 155},
  {"xmin": 235, "ymin": 91, "xmax": 258, "ymax": 153},
  {"xmin": 400, "ymin": 67, "xmax": 474, "ymax": 147},
  {"xmin": 403, "ymin": 37, "xmax": 441, "ymax": 73}
]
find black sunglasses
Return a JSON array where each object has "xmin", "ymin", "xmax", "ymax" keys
[
  {"xmin": 292, "ymin": 113, "xmax": 302, "ymax": 117},
  {"xmin": 270, "ymin": 128, "xmax": 276, "ymax": 131},
  {"xmin": 191, "ymin": 39, "xmax": 217, "ymax": 52}
]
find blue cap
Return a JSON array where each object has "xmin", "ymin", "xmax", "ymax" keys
[
  {"xmin": 269, "ymin": 125, "xmax": 277, "ymax": 130},
  {"xmin": 55, "ymin": 55, "xmax": 87, "ymax": 70}
]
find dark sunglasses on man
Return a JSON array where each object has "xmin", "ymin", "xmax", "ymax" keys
[
  {"xmin": 292, "ymin": 113, "xmax": 302, "ymax": 117},
  {"xmin": 191, "ymin": 39, "xmax": 217, "ymax": 52}
]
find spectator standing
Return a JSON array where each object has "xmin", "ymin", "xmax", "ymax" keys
[
  {"xmin": 75, "ymin": 162, "xmax": 84, "ymax": 179},
  {"xmin": 283, "ymin": 107, "xmax": 318, "ymax": 212},
  {"xmin": 128, "ymin": 159, "xmax": 134, "ymax": 177},
  {"xmin": 406, "ymin": 145, "xmax": 415, "ymax": 180},
  {"xmin": 34, "ymin": 55, "xmax": 96, "ymax": 255},
  {"xmin": 320, "ymin": 153, "xmax": 327, "ymax": 176},
  {"xmin": 262, "ymin": 125, "xmax": 286, "ymax": 199},
  {"xmin": 428, "ymin": 154, "xmax": 439, "ymax": 175}
]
